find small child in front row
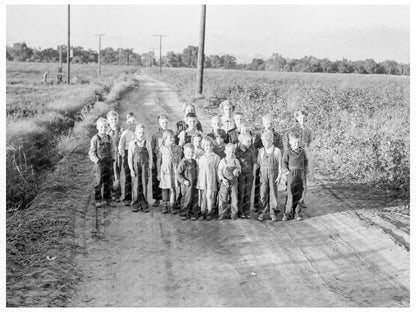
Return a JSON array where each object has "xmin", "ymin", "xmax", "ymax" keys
[
  {"xmin": 157, "ymin": 129, "xmax": 183, "ymax": 214},
  {"xmin": 176, "ymin": 143, "xmax": 199, "ymax": 220},
  {"xmin": 128, "ymin": 124, "xmax": 150, "ymax": 213},
  {"xmin": 257, "ymin": 131, "xmax": 282, "ymax": 222},
  {"xmin": 106, "ymin": 110, "xmax": 123, "ymax": 202},
  {"xmin": 282, "ymin": 132, "xmax": 308, "ymax": 221},
  {"xmin": 196, "ymin": 137, "xmax": 220, "ymax": 221},
  {"xmin": 89, "ymin": 117, "xmax": 113, "ymax": 207},
  {"xmin": 218, "ymin": 143, "xmax": 241, "ymax": 220},
  {"xmin": 235, "ymin": 132, "xmax": 257, "ymax": 219}
]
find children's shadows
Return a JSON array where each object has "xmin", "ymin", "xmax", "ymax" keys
[{"xmin": 297, "ymin": 179, "xmax": 403, "ymax": 219}]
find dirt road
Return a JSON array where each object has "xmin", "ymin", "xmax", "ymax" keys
[{"xmin": 68, "ymin": 75, "xmax": 409, "ymax": 307}]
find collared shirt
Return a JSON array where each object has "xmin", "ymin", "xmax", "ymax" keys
[
  {"xmin": 285, "ymin": 123, "xmax": 313, "ymax": 150},
  {"xmin": 282, "ymin": 146, "xmax": 308, "ymax": 174},
  {"xmin": 118, "ymin": 129, "xmax": 136, "ymax": 155},
  {"xmin": 89, "ymin": 132, "xmax": 113, "ymax": 163}
]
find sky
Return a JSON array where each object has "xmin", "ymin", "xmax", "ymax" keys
[{"xmin": 6, "ymin": 4, "xmax": 410, "ymax": 63}]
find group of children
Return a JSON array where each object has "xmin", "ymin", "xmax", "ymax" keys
[{"xmin": 89, "ymin": 100, "xmax": 311, "ymax": 222}]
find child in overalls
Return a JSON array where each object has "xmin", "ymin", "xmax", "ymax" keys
[
  {"xmin": 282, "ymin": 132, "xmax": 308, "ymax": 221},
  {"xmin": 218, "ymin": 143, "xmax": 241, "ymax": 220},
  {"xmin": 89, "ymin": 118, "xmax": 113, "ymax": 207},
  {"xmin": 257, "ymin": 131, "xmax": 282, "ymax": 222},
  {"xmin": 106, "ymin": 110, "xmax": 123, "ymax": 202},
  {"xmin": 235, "ymin": 132, "xmax": 257, "ymax": 219},
  {"xmin": 118, "ymin": 113, "xmax": 137, "ymax": 206},
  {"xmin": 157, "ymin": 129, "xmax": 183, "ymax": 214},
  {"xmin": 151, "ymin": 113, "xmax": 170, "ymax": 207},
  {"xmin": 197, "ymin": 136, "xmax": 220, "ymax": 221},
  {"xmin": 176, "ymin": 143, "xmax": 199, "ymax": 220},
  {"xmin": 128, "ymin": 124, "xmax": 150, "ymax": 213},
  {"xmin": 253, "ymin": 114, "xmax": 284, "ymax": 213}
]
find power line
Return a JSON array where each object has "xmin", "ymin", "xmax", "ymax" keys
[
  {"xmin": 153, "ymin": 34, "xmax": 168, "ymax": 75},
  {"xmin": 94, "ymin": 34, "xmax": 105, "ymax": 76}
]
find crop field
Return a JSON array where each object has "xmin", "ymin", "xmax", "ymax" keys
[
  {"xmin": 6, "ymin": 62, "xmax": 137, "ymax": 212},
  {"xmin": 143, "ymin": 67, "xmax": 410, "ymax": 198}
]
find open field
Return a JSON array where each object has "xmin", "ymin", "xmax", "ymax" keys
[
  {"xmin": 143, "ymin": 67, "xmax": 410, "ymax": 198},
  {"xmin": 6, "ymin": 62, "xmax": 137, "ymax": 212}
]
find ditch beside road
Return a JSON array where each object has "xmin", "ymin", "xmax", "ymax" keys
[{"xmin": 68, "ymin": 74, "xmax": 409, "ymax": 307}]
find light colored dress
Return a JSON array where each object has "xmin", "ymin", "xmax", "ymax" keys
[
  {"xmin": 196, "ymin": 152, "xmax": 220, "ymax": 192},
  {"xmin": 158, "ymin": 144, "xmax": 183, "ymax": 189}
]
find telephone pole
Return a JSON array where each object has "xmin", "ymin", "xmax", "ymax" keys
[
  {"xmin": 196, "ymin": 5, "xmax": 206, "ymax": 96},
  {"xmin": 67, "ymin": 5, "xmax": 70, "ymax": 84},
  {"xmin": 153, "ymin": 34, "xmax": 168, "ymax": 74},
  {"xmin": 94, "ymin": 34, "xmax": 105, "ymax": 76}
]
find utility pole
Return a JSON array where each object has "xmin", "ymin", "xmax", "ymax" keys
[
  {"xmin": 153, "ymin": 34, "xmax": 168, "ymax": 74},
  {"xmin": 67, "ymin": 5, "xmax": 70, "ymax": 84},
  {"xmin": 94, "ymin": 34, "xmax": 105, "ymax": 76},
  {"xmin": 196, "ymin": 5, "xmax": 206, "ymax": 96}
]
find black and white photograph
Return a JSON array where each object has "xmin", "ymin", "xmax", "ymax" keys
[{"xmin": 4, "ymin": 1, "xmax": 412, "ymax": 308}]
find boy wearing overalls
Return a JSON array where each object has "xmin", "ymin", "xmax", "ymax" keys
[
  {"xmin": 128, "ymin": 124, "xmax": 150, "ymax": 212},
  {"xmin": 257, "ymin": 131, "xmax": 282, "ymax": 222},
  {"xmin": 106, "ymin": 110, "xmax": 123, "ymax": 202},
  {"xmin": 89, "ymin": 118, "xmax": 114, "ymax": 207}
]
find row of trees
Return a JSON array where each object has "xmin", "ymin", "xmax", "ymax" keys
[{"xmin": 6, "ymin": 42, "xmax": 409, "ymax": 75}]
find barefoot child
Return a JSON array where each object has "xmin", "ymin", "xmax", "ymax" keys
[
  {"xmin": 128, "ymin": 124, "xmax": 150, "ymax": 212},
  {"xmin": 89, "ymin": 118, "xmax": 113, "ymax": 207},
  {"xmin": 176, "ymin": 143, "xmax": 199, "ymax": 220},
  {"xmin": 257, "ymin": 131, "xmax": 282, "ymax": 222},
  {"xmin": 218, "ymin": 143, "xmax": 241, "ymax": 220},
  {"xmin": 157, "ymin": 129, "xmax": 183, "ymax": 214},
  {"xmin": 107, "ymin": 110, "xmax": 123, "ymax": 202},
  {"xmin": 197, "ymin": 137, "xmax": 220, "ymax": 221},
  {"xmin": 282, "ymin": 132, "xmax": 308, "ymax": 221},
  {"xmin": 151, "ymin": 114, "xmax": 170, "ymax": 207}
]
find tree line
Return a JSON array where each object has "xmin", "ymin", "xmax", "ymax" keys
[{"xmin": 6, "ymin": 42, "xmax": 409, "ymax": 75}]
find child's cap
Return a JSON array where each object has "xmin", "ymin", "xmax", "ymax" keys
[
  {"xmin": 214, "ymin": 128, "xmax": 227, "ymax": 140},
  {"xmin": 261, "ymin": 130, "xmax": 274, "ymax": 141}
]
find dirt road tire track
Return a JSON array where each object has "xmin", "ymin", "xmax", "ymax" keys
[{"xmin": 69, "ymin": 75, "xmax": 409, "ymax": 307}]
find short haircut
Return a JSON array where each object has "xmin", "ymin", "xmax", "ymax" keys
[
  {"xmin": 183, "ymin": 103, "xmax": 195, "ymax": 113},
  {"xmin": 186, "ymin": 112, "xmax": 197, "ymax": 119},
  {"xmin": 238, "ymin": 132, "xmax": 252, "ymax": 142},
  {"xmin": 202, "ymin": 136, "xmax": 215, "ymax": 147},
  {"xmin": 135, "ymin": 124, "xmax": 145, "ymax": 131},
  {"xmin": 192, "ymin": 132, "xmax": 203, "ymax": 141},
  {"xmin": 262, "ymin": 114, "xmax": 273, "ymax": 123},
  {"xmin": 96, "ymin": 117, "xmax": 108, "ymax": 126},
  {"xmin": 220, "ymin": 100, "xmax": 235, "ymax": 111},
  {"xmin": 126, "ymin": 112, "xmax": 135, "ymax": 119},
  {"xmin": 162, "ymin": 129, "xmax": 175, "ymax": 141},
  {"xmin": 106, "ymin": 110, "xmax": 119, "ymax": 118},
  {"xmin": 294, "ymin": 110, "xmax": 306, "ymax": 118},
  {"xmin": 225, "ymin": 143, "xmax": 236, "ymax": 151},
  {"xmin": 183, "ymin": 143, "xmax": 195, "ymax": 151},
  {"xmin": 158, "ymin": 113, "xmax": 169, "ymax": 120},
  {"xmin": 261, "ymin": 130, "xmax": 273, "ymax": 141},
  {"xmin": 214, "ymin": 128, "xmax": 227, "ymax": 139},
  {"xmin": 288, "ymin": 131, "xmax": 301, "ymax": 141},
  {"xmin": 126, "ymin": 116, "xmax": 137, "ymax": 125}
]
